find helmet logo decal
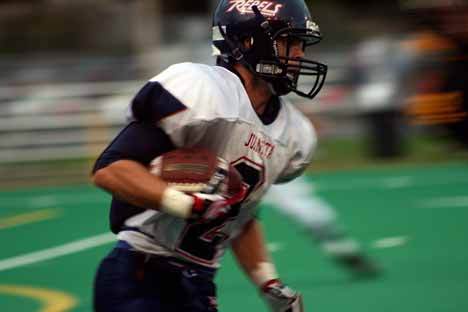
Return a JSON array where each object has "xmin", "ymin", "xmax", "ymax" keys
[{"xmin": 226, "ymin": 1, "xmax": 283, "ymax": 17}]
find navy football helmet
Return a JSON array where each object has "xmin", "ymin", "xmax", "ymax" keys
[{"xmin": 212, "ymin": 0, "xmax": 327, "ymax": 99}]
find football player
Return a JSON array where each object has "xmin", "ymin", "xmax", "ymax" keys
[
  {"xmin": 91, "ymin": 0, "xmax": 327, "ymax": 311},
  {"xmin": 266, "ymin": 175, "xmax": 380, "ymax": 279}
]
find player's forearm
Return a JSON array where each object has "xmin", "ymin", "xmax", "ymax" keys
[
  {"xmin": 92, "ymin": 159, "xmax": 168, "ymax": 210},
  {"xmin": 231, "ymin": 219, "xmax": 278, "ymax": 286},
  {"xmin": 233, "ymin": 220, "xmax": 303, "ymax": 312}
]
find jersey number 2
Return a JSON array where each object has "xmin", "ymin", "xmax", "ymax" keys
[{"xmin": 176, "ymin": 157, "xmax": 263, "ymax": 265}]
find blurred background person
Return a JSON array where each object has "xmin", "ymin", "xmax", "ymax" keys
[
  {"xmin": 265, "ymin": 175, "xmax": 381, "ymax": 279},
  {"xmin": 347, "ymin": 31, "xmax": 413, "ymax": 159},
  {"xmin": 402, "ymin": 0, "xmax": 468, "ymax": 149}
]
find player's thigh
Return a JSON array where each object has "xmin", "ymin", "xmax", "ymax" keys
[
  {"xmin": 179, "ymin": 274, "xmax": 218, "ymax": 312},
  {"xmin": 93, "ymin": 248, "xmax": 162, "ymax": 311}
]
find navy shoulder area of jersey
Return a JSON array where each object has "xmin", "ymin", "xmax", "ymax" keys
[{"xmin": 130, "ymin": 62, "xmax": 248, "ymax": 123}]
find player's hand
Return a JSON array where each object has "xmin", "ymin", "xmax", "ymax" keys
[
  {"xmin": 261, "ymin": 279, "xmax": 304, "ymax": 312},
  {"xmin": 190, "ymin": 185, "xmax": 247, "ymax": 222}
]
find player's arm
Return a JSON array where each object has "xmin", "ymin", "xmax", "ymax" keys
[
  {"xmin": 231, "ymin": 219, "xmax": 272, "ymax": 282},
  {"xmin": 92, "ymin": 122, "xmax": 184, "ymax": 215},
  {"xmin": 91, "ymin": 122, "xmax": 169, "ymax": 211},
  {"xmin": 92, "ymin": 122, "xmax": 233, "ymax": 220},
  {"xmin": 231, "ymin": 219, "xmax": 303, "ymax": 312},
  {"xmin": 93, "ymin": 159, "xmax": 169, "ymax": 211}
]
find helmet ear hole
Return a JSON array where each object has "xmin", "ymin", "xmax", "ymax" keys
[{"xmin": 240, "ymin": 36, "xmax": 254, "ymax": 49}]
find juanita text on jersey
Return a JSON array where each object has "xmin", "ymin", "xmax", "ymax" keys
[{"xmin": 244, "ymin": 132, "xmax": 275, "ymax": 158}]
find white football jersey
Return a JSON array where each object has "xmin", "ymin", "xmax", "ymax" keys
[{"xmin": 118, "ymin": 62, "xmax": 317, "ymax": 267}]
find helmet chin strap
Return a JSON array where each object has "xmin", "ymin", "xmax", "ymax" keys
[
  {"xmin": 217, "ymin": 23, "xmax": 244, "ymax": 62},
  {"xmin": 217, "ymin": 22, "xmax": 259, "ymax": 77}
]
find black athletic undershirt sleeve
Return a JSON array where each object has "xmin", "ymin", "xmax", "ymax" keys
[{"xmin": 92, "ymin": 121, "xmax": 175, "ymax": 173}]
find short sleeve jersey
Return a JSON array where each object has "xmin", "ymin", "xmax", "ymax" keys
[{"xmin": 118, "ymin": 62, "xmax": 317, "ymax": 267}]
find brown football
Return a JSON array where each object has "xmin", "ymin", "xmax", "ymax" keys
[
  {"xmin": 225, "ymin": 164, "xmax": 244, "ymax": 197},
  {"xmin": 150, "ymin": 148, "xmax": 243, "ymax": 197}
]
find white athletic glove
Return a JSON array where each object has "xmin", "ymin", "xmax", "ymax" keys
[
  {"xmin": 160, "ymin": 185, "xmax": 246, "ymax": 221},
  {"xmin": 261, "ymin": 279, "xmax": 304, "ymax": 312},
  {"xmin": 158, "ymin": 153, "xmax": 247, "ymax": 220}
]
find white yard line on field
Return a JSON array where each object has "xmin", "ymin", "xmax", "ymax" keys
[
  {"xmin": 314, "ymin": 175, "xmax": 468, "ymax": 192},
  {"xmin": 418, "ymin": 196, "xmax": 468, "ymax": 208},
  {"xmin": 0, "ymin": 233, "xmax": 115, "ymax": 273},
  {"xmin": 372, "ymin": 236, "xmax": 409, "ymax": 249},
  {"xmin": 267, "ymin": 242, "xmax": 283, "ymax": 253}
]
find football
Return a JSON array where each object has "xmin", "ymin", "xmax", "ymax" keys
[{"xmin": 150, "ymin": 148, "xmax": 243, "ymax": 197}]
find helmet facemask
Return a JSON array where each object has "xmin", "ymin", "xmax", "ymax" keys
[{"xmin": 255, "ymin": 27, "xmax": 328, "ymax": 99}]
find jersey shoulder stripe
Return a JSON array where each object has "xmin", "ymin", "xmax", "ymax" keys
[
  {"xmin": 153, "ymin": 62, "xmax": 249, "ymax": 120},
  {"xmin": 129, "ymin": 62, "xmax": 249, "ymax": 124},
  {"xmin": 131, "ymin": 81, "xmax": 188, "ymax": 122}
]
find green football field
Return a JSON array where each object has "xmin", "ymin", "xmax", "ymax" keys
[{"xmin": 1, "ymin": 162, "xmax": 467, "ymax": 312}]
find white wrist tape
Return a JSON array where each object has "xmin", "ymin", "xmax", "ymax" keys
[
  {"xmin": 251, "ymin": 262, "xmax": 279, "ymax": 287},
  {"xmin": 160, "ymin": 187, "xmax": 194, "ymax": 219}
]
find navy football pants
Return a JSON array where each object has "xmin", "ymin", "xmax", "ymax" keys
[{"xmin": 93, "ymin": 245, "xmax": 218, "ymax": 312}]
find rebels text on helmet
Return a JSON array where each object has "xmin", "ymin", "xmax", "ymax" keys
[{"xmin": 226, "ymin": 0, "xmax": 283, "ymax": 17}]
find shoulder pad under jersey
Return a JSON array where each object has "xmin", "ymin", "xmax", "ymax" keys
[
  {"xmin": 275, "ymin": 102, "xmax": 317, "ymax": 184},
  {"xmin": 129, "ymin": 62, "xmax": 248, "ymax": 146}
]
